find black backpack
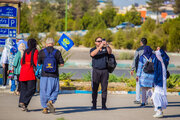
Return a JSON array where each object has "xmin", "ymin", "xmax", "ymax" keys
[
  {"xmin": 107, "ymin": 54, "xmax": 117, "ymax": 73},
  {"xmin": 143, "ymin": 55, "xmax": 154, "ymax": 74}
]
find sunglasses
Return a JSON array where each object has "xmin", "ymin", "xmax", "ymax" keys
[{"xmin": 96, "ymin": 41, "xmax": 102, "ymax": 43}]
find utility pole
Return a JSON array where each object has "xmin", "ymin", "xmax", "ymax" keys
[{"xmin": 65, "ymin": 0, "xmax": 68, "ymax": 32}]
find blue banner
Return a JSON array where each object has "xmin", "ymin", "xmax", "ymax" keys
[
  {"xmin": 0, "ymin": 6, "xmax": 17, "ymax": 17},
  {"xmin": 0, "ymin": 18, "xmax": 17, "ymax": 27},
  {"xmin": 58, "ymin": 33, "xmax": 74, "ymax": 51}
]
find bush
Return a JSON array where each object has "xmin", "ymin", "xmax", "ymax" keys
[
  {"xmin": 119, "ymin": 52, "xmax": 134, "ymax": 60},
  {"xmin": 109, "ymin": 74, "xmax": 120, "ymax": 82},
  {"xmin": 126, "ymin": 77, "xmax": 136, "ymax": 87},
  {"xmin": 82, "ymin": 71, "xmax": 91, "ymax": 81},
  {"xmin": 71, "ymin": 34, "xmax": 82, "ymax": 47},
  {"xmin": 167, "ymin": 74, "xmax": 180, "ymax": 88},
  {"xmin": 62, "ymin": 80, "xmax": 74, "ymax": 87},
  {"xmin": 82, "ymin": 29, "xmax": 113, "ymax": 47},
  {"xmin": 59, "ymin": 72, "xmax": 75, "ymax": 80}
]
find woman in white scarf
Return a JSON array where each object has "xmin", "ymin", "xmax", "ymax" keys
[
  {"xmin": 0, "ymin": 38, "xmax": 16, "ymax": 89},
  {"xmin": 152, "ymin": 47, "xmax": 169, "ymax": 118}
]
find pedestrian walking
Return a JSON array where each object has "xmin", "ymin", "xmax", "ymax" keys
[
  {"xmin": 19, "ymin": 38, "xmax": 38, "ymax": 112},
  {"xmin": 0, "ymin": 38, "xmax": 17, "ymax": 90},
  {"xmin": 12, "ymin": 43, "xmax": 26, "ymax": 95},
  {"xmin": 152, "ymin": 47, "xmax": 169, "ymax": 118},
  {"xmin": 90, "ymin": 37, "xmax": 112, "ymax": 110},
  {"xmin": 38, "ymin": 38, "xmax": 64, "ymax": 114},
  {"xmin": 136, "ymin": 46, "xmax": 157, "ymax": 107}
]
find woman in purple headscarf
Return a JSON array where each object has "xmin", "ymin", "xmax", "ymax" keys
[{"xmin": 136, "ymin": 46, "xmax": 157, "ymax": 107}]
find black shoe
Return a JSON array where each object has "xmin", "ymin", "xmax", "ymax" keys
[
  {"xmin": 134, "ymin": 100, "xmax": 141, "ymax": 104},
  {"xmin": 102, "ymin": 106, "xmax": 108, "ymax": 110},
  {"xmin": 91, "ymin": 106, "xmax": 97, "ymax": 110},
  {"xmin": 140, "ymin": 103, "xmax": 146, "ymax": 108}
]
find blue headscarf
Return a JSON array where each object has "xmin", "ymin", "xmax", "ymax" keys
[{"xmin": 143, "ymin": 46, "xmax": 153, "ymax": 59}]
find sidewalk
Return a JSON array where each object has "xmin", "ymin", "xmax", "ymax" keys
[{"xmin": 0, "ymin": 93, "xmax": 180, "ymax": 120}]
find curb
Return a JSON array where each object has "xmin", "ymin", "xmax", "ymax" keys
[
  {"xmin": 58, "ymin": 90, "xmax": 180, "ymax": 96},
  {"xmin": 0, "ymin": 89, "xmax": 180, "ymax": 96},
  {"xmin": 63, "ymin": 62, "xmax": 178, "ymax": 68}
]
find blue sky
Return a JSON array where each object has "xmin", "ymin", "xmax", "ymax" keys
[{"xmin": 112, "ymin": 0, "xmax": 149, "ymax": 8}]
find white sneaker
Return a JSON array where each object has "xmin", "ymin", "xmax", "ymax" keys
[
  {"xmin": 153, "ymin": 111, "xmax": 163, "ymax": 118},
  {"xmin": 0, "ymin": 86, "xmax": 6, "ymax": 89}
]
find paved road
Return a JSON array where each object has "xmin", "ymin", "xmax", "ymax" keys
[
  {"xmin": 1, "ymin": 67, "xmax": 179, "ymax": 79},
  {"xmin": 59, "ymin": 68, "xmax": 180, "ymax": 79},
  {"xmin": 0, "ymin": 93, "xmax": 180, "ymax": 120}
]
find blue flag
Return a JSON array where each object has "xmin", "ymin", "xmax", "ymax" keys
[{"xmin": 58, "ymin": 33, "xmax": 74, "ymax": 51}]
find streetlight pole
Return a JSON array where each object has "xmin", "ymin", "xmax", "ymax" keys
[{"xmin": 65, "ymin": 0, "xmax": 68, "ymax": 32}]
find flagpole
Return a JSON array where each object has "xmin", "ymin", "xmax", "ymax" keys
[{"xmin": 65, "ymin": 0, "xmax": 68, "ymax": 32}]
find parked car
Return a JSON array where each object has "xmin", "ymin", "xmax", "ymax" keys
[{"xmin": 116, "ymin": 22, "xmax": 135, "ymax": 29}]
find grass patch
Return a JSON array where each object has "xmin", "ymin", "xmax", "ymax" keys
[
  {"xmin": 57, "ymin": 118, "xmax": 66, "ymax": 120},
  {"xmin": 118, "ymin": 52, "xmax": 134, "ymax": 60}
]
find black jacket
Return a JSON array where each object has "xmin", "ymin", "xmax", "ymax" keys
[{"xmin": 38, "ymin": 46, "xmax": 64, "ymax": 78}]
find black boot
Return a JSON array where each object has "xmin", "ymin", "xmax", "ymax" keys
[
  {"xmin": 102, "ymin": 98, "xmax": 108, "ymax": 110},
  {"xmin": 91, "ymin": 102, "xmax": 97, "ymax": 110}
]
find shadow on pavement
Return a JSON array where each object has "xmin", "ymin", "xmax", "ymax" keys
[
  {"xmin": 50, "ymin": 105, "xmax": 153, "ymax": 115},
  {"xmin": 163, "ymin": 114, "xmax": 180, "ymax": 118}
]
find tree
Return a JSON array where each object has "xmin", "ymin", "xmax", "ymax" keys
[
  {"xmin": 30, "ymin": 0, "xmax": 50, "ymax": 15},
  {"xmin": 80, "ymin": 13, "xmax": 93, "ymax": 30},
  {"xmin": 147, "ymin": 0, "xmax": 165, "ymax": 24},
  {"xmin": 34, "ymin": 7, "xmax": 56, "ymax": 32},
  {"xmin": 113, "ymin": 14, "xmax": 125, "ymax": 26},
  {"xmin": 112, "ymin": 29, "xmax": 125, "ymax": 49},
  {"xmin": 174, "ymin": 0, "xmax": 180, "ymax": 14},
  {"xmin": 141, "ymin": 17, "xmax": 156, "ymax": 32},
  {"xmin": 70, "ymin": 0, "xmax": 98, "ymax": 19},
  {"xmin": 87, "ymin": 11, "xmax": 107, "ymax": 30},
  {"xmin": 124, "ymin": 6, "xmax": 141, "ymax": 25},
  {"xmin": 20, "ymin": 3, "xmax": 31, "ymax": 33},
  {"xmin": 167, "ymin": 20, "xmax": 180, "ymax": 52},
  {"xmin": 52, "ymin": 0, "xmax": 66, "ymax": 19},
  {"xmin": 101, "ymin": 7, "xmax": 117, "ymax": 27}
]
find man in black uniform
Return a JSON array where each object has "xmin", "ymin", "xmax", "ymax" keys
[{"xmin": 90, "ymin": 37, "xmax": 112, "ymax": 110}]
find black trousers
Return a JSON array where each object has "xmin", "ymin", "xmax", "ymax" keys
[
  {"xmin": 3, "ymin": 64, "xmax": 8, "ymax": 86},
  {"xmin": 16, "ymin": 75, "xmax": 21, "ymax": 92},
  {"xmin": 92, "ymin": 68, "xmax": 109, "ymax": 106},
  {"xmin": 19, "ymin": 80, "xmax": 36, "ymax": 107}
]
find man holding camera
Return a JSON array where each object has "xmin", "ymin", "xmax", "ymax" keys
[{"xmin": 90, "ymin": 37, "xmax": 112, "ymax": 110}]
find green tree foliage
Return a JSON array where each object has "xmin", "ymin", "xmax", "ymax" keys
[
  {"xmin": 34, "ymin": 7, "xmax": 56, "ymax": 32},
  {"xmin": 83, "ymin": 29, "xmax": 112, "ymax": 47},
  {"xmin": 167, "ymin": 20, "xmax": 180, "ymax": 52},
  {"xmin": 52, "ymin": 0, "xmax": 66, "ymax": 19},
  {"xmin": 101, "ymin": 7, "xmax": 117, "ymax": 27},
  {"xmin": 141, "ymin": 17, "xmax": 156, "ymax": 32},
  {"xmin": 112, "ymin": 29, "xmax": 125, "ymax": 49},
  {"xmin": 125, "ymin": 6, "xmax": 141, "ymax": 25},
  {"xmin": 20, "ymin": 3, "xmax": 31, "ymax": 33},
  {"xmin": 70, "ymin": 0, "xmax": 98, "ymax": 19},
  {"xmin": 174, "ymin": 0, "xmax": 180, "ymax": 14},
  {"xmin": 87, "ymin": 11, "xmax": 107, "ymax": 30},
  {"xmin": 146, "ymin": 0, "xmax": 165, "ymax": 24},
  {"xmin": 80, "ymin": 13, "xmax": 92, "ymax": 30},
  {"xmin": 113, "ymin": 14, "xmax": 125, "ymax": 26}
]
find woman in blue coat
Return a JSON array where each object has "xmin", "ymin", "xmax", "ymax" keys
[{"xmin": 136, "ymin": 46, "xmax": 157, "ymax": 107}]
